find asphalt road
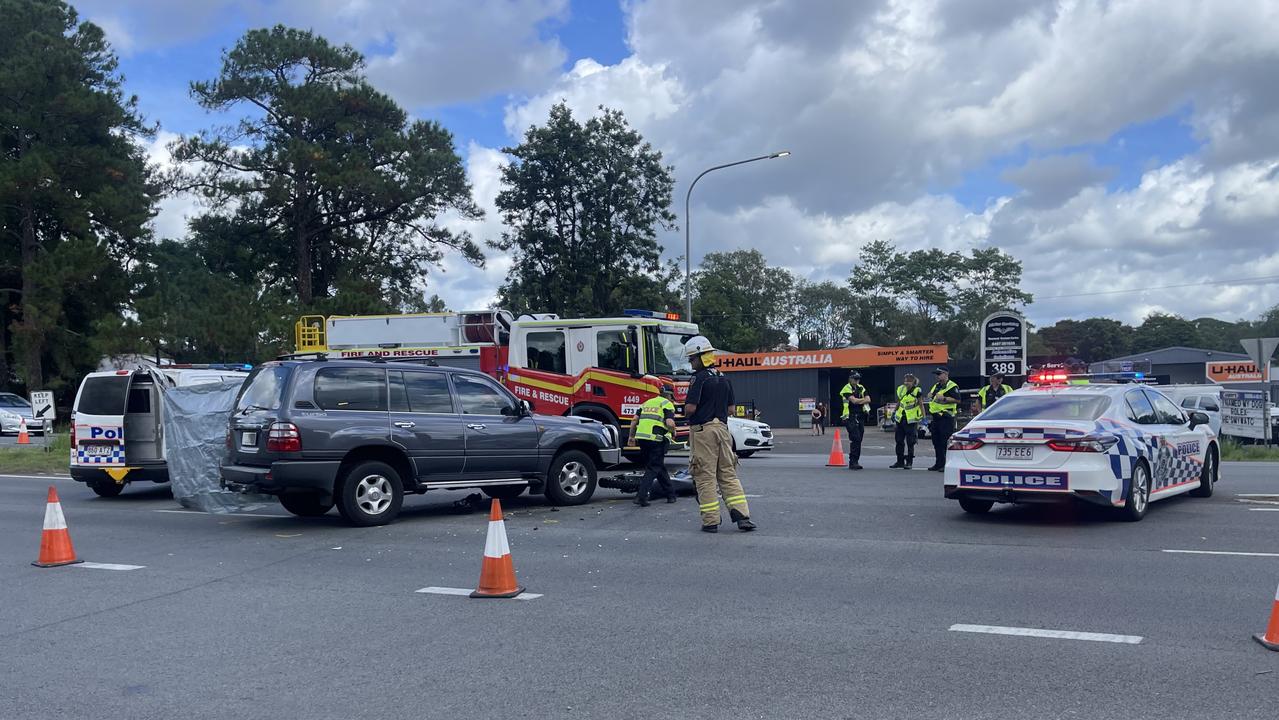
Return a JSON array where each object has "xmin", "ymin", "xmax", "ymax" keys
[{"xmin": 1, "ymin": 448, "xmax": 1277, "ymax": 719}]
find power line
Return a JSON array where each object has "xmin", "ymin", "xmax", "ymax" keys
[{"xmin": 1026, "ymin": 274, "xmax": 1279, "ymax": 301}]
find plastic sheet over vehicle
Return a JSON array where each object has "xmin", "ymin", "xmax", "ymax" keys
[{"xmin": 161, "ymin": 379, "xmax": 273, "ymax": 512}]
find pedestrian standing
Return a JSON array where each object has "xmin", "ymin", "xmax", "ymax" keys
[
  {"xmin": 889, "ymin": 374, "xmax": 923, "ymax": 470},
  {"xmin": 978, "ymin": 373, "xmax": 1009, "ymax": 412},
  {"xmin": 839, "ymin": 371, "xmax": 871, "ymax": 470},
  {"xmin": 810, "ymin": 403, "xmax": 821, "ymax": 435},
  {"xmin": 816, "ymin": 403, "xmax": 827, "ymax": 435},
  {"xmin": 626, "ymin": 382, "xmax": 678, "ymax": 506},
  {"xmin": 926, "ymin": 367, "xmax": 961, "ymax": 472},
  {"xmin": 683, "ymin": 335, "xmax": 756, "ymax": 534}
]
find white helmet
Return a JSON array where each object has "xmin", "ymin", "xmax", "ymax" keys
[{"xmin": 684, "ymin": 335, "xmax": 717, "ymax": 357}]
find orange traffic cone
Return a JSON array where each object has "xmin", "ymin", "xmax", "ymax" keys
[
  {"xmin": 1255, "ymin": 581, "xmax": 1279, "ymax": 651},
  {"xmin": 826, "ymin": 427, "xmax": 847, "ymax": 467},
  {"xmin": 33, "ymin": 486, "xmax": 82, "ymax": 567},
  {"xmin": 17, "ymin": 417, "xmax": 29, "ymax": 445},
  {"xmin": 470, "ymin": 498, "xmax": 524, "ymax": 598}
]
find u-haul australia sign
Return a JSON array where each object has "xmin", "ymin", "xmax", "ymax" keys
[{"xmin": 1205, "ymin": 361, "xmax": 1270, "ymax": 384}]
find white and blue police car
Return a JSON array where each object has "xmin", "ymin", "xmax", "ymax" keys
[{"xmin": 943, "ymin": 374, "xmax": 1220, "ymax": 521}]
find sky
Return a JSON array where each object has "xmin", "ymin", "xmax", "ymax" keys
[{"xmin": 79, "ymin": 0, "xmax": 1279, "ymax": 327}]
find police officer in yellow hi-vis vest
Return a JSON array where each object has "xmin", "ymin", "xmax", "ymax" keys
[
  {"xmin": 683, "ymin": 335, "xmax": 755, "ymax": 533},
  {"xmin": 889, "ymin": 373, "xmax": 923, "ymax": 469},
  {"xmin": 626, "ymin": 381, "xmax": 678, "ymax": 506},
  {"xmin": 978, "ymin": 372, "xmax": 1009, "ymax": 411},
  {"xmin": 927, "ymin": 367, "xmax": 961, "ymax": 472},
  {"xmin": 839, "ymin": 371, "xmax": 870, "ymax": 470}
]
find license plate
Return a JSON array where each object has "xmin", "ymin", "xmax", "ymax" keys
[
  {"xmin": 996, "ymin": 445, "xmax": 1034, "ymax": 460},
  {"xmin": 84, "ymin": 445, "xmax": 114, "ymax": 458},
  {"xmin": 241, "ymin": 431, "xmax": 258, "ymax": 447}
]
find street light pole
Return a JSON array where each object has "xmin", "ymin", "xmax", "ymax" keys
[{"xmin": 684, "ymin": 151, "xmax": 790, "ymax": 322}]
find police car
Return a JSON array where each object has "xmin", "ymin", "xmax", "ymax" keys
[{"xmin": 943, "ymin": 374, "xmax": 1220, "ymax": 521}]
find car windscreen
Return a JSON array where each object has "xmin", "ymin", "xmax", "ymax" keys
[
  {"xmin": 977, "ymin": 394, "xmax": 1109, "ymax": 421},
  {"xmin": 76, "ymin": 375, "xmax": 130, "ymax": 416},
  {"xmin": 0, "ymin": 394, "xmax": 29, "ymax": 408},
  {"xmin": 235, "ymin": 365, "xmax": 293, "ymax": 412}
]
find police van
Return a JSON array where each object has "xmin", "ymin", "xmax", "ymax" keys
[{"xmin": 70, "ymin": 365, "xmax": 250, "ymax": 497}]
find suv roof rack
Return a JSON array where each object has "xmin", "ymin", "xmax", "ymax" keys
[
  {"xmin": 383, "ymin": 357, "xmax": 440, "ymax": 366},
  {"xmin": 277, "ymin": 351, "xmax": 329, "ymax": 361}
]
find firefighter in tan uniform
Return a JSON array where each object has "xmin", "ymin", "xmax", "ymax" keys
[{"xmin": 683, "ymin": 336, "xmax": 756, "ymax": 533}]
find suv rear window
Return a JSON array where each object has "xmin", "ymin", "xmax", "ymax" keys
[
  {"xmin": 236, "ymin": 365, "xmax": 293, "ymax": 412},
  {"xmin": 314, "ymin": 367, "xmax": 387, "ymax": 412},
  {"xmin": 76, "ymin": 375, "xmax": 130, "ymax": 416}
]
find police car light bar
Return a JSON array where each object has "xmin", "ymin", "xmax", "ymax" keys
[
  {"xmin": 1029, "ymin": 371, "xmax": 1149, "ymax": 385},
  {"xmin": 623, "ymin": 309, "xmax": 682, "ymax": 320}
]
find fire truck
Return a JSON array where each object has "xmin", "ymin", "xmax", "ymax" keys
[{"xmin": 293, "ymin": 309, "xmax": 700, "ymax": 448}]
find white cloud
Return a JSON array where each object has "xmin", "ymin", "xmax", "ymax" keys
[
  {"xmin": 504, "ymin": 57, "xmax": 686, "ymax": 138},
  {"xmin": 429, "ymin": 143, "xmax": 514, "ymax": 309},
  {"xmin": 142, "ymin": 131, "xmax": 201, "ymax": 241}
]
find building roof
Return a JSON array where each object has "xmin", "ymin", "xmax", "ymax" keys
[{"xmin": 1095, "ymin": 346, "xmax": 1252, "ymax": 365}]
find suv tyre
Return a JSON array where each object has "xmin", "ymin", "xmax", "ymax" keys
[
  {"xmin": 544, "ymin": 450, "xmax": 597, "ymax": 506},
  {"xmin": 279, "ymin": 492, "xmax": 335, "ymax": 517},
  {"xmin": 335, "ymin": 461, "xmax": 404, "ymax": 526}
]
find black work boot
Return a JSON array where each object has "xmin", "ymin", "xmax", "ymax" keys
[
  {"xmin": 889, "ymin": 458, "xmax": 905, "ymax": 469},
  {"xmin": 701, "ymin": 524, "xmax": 719, "ymax": 533},
  {"xmin": 730, "ymin": 509, "xmax": 757, "ymax": 532},
  {"xmin": 849, "ymin": 461, "xmax": 863, "ymax": 470},
  {"xmin": 904, "ymin": 457, "xmax": 913, "ymax": 470}
]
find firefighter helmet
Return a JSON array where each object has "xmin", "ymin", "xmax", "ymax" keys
[{"xmin": 684, "ymin": 335, "xmax": 716, "ymax": 357}]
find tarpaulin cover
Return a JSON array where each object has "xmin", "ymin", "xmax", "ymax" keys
[{"xmin": 161, "ymin": 379, "xmax": 274, "ymax": 512}]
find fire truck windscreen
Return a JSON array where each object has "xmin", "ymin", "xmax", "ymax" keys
[{"xmin": 646, "ymin": 328, "xmax": 696, "ymax": 376}]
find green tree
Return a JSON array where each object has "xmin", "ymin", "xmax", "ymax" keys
[
  {"xmin": 789, "ymin": 280, "xmax": 854, "ymax": 349},
  {"xmin": 1192, "ymin": 316, "xmax": 1249, "ymax": 353},
  {"xmin": 172, "ymin": 25, "xmax": 481, "ymax": 309},
  {"xmin": 1132, "ymin": 312, "xmax": 1202, "ymax": 352},
  {"xmin": 494, "ymin": 102, "xmax": 676, "ymax": 317},
  {"xmin": 0, "ymin": 0, "xmax": 156, "ymax": 394},
  {"xmin": 693, "ymin": 250, "xmax": 794, "ymax": 352},
  {"xmin": 1037, "ymin": 317, "xmax": 1133, "ymax": 363}
]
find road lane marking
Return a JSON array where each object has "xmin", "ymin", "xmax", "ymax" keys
[
  {"xmin": 416, "ymin": 586, "xmax": 542, "ymax": 600},
  {"xmin": 0, "ymin": 474, "xmax": 73, "ymax": 481},
  {"xmin": 1162, "ymin": 549, "xmax": 1279, "ymax": 557},
  {"xmin": 75, "ymin": 562, "xmax": 145, "ymax": 571},
  {"xmin": 154, "ymin": 509, "xmax": 294, "ymax": 519},
  {"xmin": 948, "ymin": 624, "xmax": 1142, "ymax": 644},
  {"xmin": 1236, "ymin": 494, "xmax": 1279, "ymax": 498},
  {"xmin": 1249, "ymin": 508, "xmax": 1279, "ymax": 512}
]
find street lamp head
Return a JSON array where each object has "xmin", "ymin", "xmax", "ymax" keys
[{"xmin": 771, "ymin": 151, "xmax": 791, "ymax": 158}]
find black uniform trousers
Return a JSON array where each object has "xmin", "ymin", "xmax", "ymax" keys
[
  {"xmin": 637, "ymin": 439, "xmax": 675, "ymax": 500},
  {"xmin": 894, "ymin": 420, "xmax": 917, "ymax": 463},
  {"xmin": 845, "ymin": 415, "xmax": 865, "ymax": 465},
  {"xmin": 930, "ymin": 413, "xmax": 956, "ymax": 469}
]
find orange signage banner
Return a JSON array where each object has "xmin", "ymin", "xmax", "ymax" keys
[
  {"xmin": 718, "ymin": 345, "xmax": 948, "ymax": 372},
  {"xmin": 1206, "ymin": 361, "xmax": 1269, "ymax": 383}
]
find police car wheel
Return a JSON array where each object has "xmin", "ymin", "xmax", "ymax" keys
[
  {"xmin": 1120, "ymin": 461, "xmax": 1151, "ymax": 522},
  {"xmin": 89, "ymin": 481, "xmax": 124, "ymax": 498},
  {"xmin": 736, "ymin": 450, "xmax": 756, "ymax": 458},
  {"xmin": 958, "ymin": 497, "xmax": 993, "ymax": 514},
  {"xmin": 544, "ymin": 450, "xmax": 597, "ymax": 506},
  {"xmin": 335, "ymin": 461, "xmax": 404, "ymax": 527},
  {"xmin": 1189, "ymin": 446, "xmax": 1217, "ymax": 498}
]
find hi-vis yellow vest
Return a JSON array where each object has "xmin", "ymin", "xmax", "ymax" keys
[
  {"xmin": 928, "ymin": 380, "xmax": 959, "ymax": 416},
  {"xmin": 894, "ymin": 385, "xmax": 923, "ymax": 423},
  {"xmin": 634, "ymin": 396, "xmax": 675, "ymax": 442}
]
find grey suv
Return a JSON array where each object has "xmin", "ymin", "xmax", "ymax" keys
[{"xmin": 220, "ymin": 359, "xmax": 621, "ymax": 526}]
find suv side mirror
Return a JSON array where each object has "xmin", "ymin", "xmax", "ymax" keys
[
  {"xmin": 1188, "ymin": 410, "xmax": 1209, "ymax": 429},
  {"xmin": 520, "ymin": 399, "xmax": 534, "ymax": 416}
]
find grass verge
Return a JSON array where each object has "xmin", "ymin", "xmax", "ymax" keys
[
  {"xmin": 0, "ymin": 433, "xmax": 70, "ymax": 475},
  {"xmin": 1220, "ymin": 438, "xmax": 1279, "ymax": 461}
]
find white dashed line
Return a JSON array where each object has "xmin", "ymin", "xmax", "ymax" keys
[
  {"xmin": 1249, "ymin": 508, "xmax": 1279, "ymax": 512},
  {"xmin": 1162, "ymin": 549, "xmax": 1279, "ymax": 558},
  {"xmin": 75, "ymin": 562, "xmax": 145, "ymax": 571},
  {"xmin": 154, "ymin": 509, "xmax": 293, "ymax": 519},
  {"xmin": 949, "ymin": 624, "xmax": 1142, "ymax": 644},
  {"xmin": 416, "ymin": 586, "xmax": 542, "ymax": 600},
  {"xmin": 0, "ymin": 474, "xmax": 73, "ymax": 481}
]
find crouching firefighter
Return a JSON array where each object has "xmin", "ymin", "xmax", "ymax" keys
[{"xmin": 683, "ymin": 336, "xmax": 756, "ymax": 533}]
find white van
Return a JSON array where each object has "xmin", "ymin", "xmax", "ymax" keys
[
  {"xmin": 1161, "ymin": 385, "xmax": 1224, "ymax": 437},
  {"xmin": 70, "ymin": 365, "xmax": 249, "ymax": 497}
]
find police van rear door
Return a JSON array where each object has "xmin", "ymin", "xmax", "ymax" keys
[{"xmin": 72, "ymin": 372, "xmax": 132, "ymax": 468}]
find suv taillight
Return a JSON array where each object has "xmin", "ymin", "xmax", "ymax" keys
[{"xmin": 266, "ymin": 422, "xmax": 301, "ymax": 452}]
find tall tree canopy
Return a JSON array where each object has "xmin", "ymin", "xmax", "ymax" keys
[
  {"xmin": 0, "ymin": 0, "xmax": 156, "ymax": 393},
  {"xmin": 172, "ymin": 25, "xmax": 481, "ymax": 310},
  {"xmin": 693, "ymin": 250, "xmax": 795, "ymax": 352},
  {"xmin": 494, "ymin": 102, "xmax": 676, "ymax": 317}
]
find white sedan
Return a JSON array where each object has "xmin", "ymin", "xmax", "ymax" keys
[
  {"xmin": 943, "ymin": 383, "xmax": 1219, "ymax": 521},
  {"xmin": 728, "ymin": 416, "xmax": 773, "ymax": 458}
]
